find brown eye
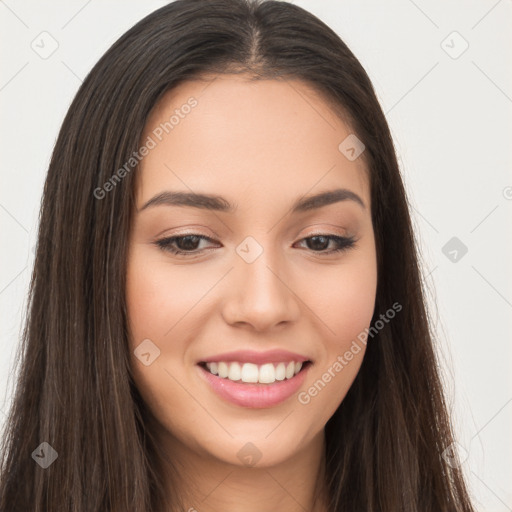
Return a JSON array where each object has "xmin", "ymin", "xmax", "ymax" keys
[
  {"xmin": 295, "ymin": 235, "xmax": 356, "ymax": 254},
  {"xmin": 155, "ymin": 235, "xmax": 218, "ymax": 255}
]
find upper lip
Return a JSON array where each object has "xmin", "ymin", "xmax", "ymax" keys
[{"xmin": 199, "ymin": 349, "xmax": 312, "ymax": 365}]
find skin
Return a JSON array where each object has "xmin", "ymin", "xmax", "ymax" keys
[{"xmin": 126, "ymin": 74, "xmax": 377, "ymax": 512}]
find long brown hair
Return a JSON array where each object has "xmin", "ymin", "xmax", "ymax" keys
[{"xmin": 0, "ymin": 0, "xmax": 475, "ymax": 510}]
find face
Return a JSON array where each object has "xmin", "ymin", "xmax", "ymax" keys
[{"xmin": 126, "ymin": 74, "xmax": 377, "ymax": 469}]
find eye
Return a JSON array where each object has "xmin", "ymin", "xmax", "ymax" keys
[
  {"xmin": 155, "ymin": 234, "xmax": 218, "ymax": 255},
  {"xmin": 294, "ymin": 234, "xmax": 356, "ymax": 254},
  {"xmin": 154, "ymin": 233, "xmax": 356, "ymax": 257}
]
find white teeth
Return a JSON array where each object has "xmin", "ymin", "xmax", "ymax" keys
[
  {"xmin": 228, "ymin": 362, "xmax": 241, "ymax": 381},
  {"xmin": 285, "ymin": 361, "xmax": 295, "ymax": 379},
  {"xmin": 218, "ymin": 362, "xmax": 228, "ymax": 378},
  {"xmin": 275, "ymin": 362, "xmax": 286, "ymax": 381},
  {"xmin": 241, "ymin": 363, "xmax": 259, "ymax": 383},
  {"xmin": 204, "ymin": 360, "xmax": 306, "ymax": 384},
  {"xmin": 258, "ymin": 363, "xmax": 275, "ymax": 384}
]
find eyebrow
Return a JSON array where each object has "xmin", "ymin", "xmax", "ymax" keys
[{"xmin": 139, "ymin": 187, "xmax": 365, "ymax": 213}]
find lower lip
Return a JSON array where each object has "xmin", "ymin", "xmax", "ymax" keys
[{"xmin": 197, "ymin": 363, "xmax": 311, "ymax": 409}]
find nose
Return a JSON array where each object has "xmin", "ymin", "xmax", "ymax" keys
[{"xmin": 221, "ymin": 246, "xmax": 301, "ymax": 332}]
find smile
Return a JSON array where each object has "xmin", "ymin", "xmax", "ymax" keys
[
  {"xmin": 201, "ymin": 360, "xmax": 307, "ymax": 384},
  {"xmin": 197, "ymin": 358, "xmax": 312, "ymax": 409}
]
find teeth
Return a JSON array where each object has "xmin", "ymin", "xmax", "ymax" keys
[
  {"xmin": 285, "ymin": 361, "xmax": 295, "ymax": 379},
  {"xmin": 275, "ymin": 362, "xmax": 286, "ymax": 381},
  {"xmin": 228, "ymin": 362, "xmax": 241, "ymax": 381},
  {"xmin": 218, "ymin": 362, "xmax": 229, "ymax": 378},
  {"xmin": 241, "ymin": 363, "xmax": 259, "ymax": 383},
  {"xmin": 258, "ymin": 363, "xmax": 275, "ymax": 384},
  {"xmin": 205, "ymin": 360, "xmax": 305, "ymax": 384}
]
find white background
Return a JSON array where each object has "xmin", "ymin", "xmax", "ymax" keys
[{"xmin": 1, "ymin": 1, "xmax": 511, "ymax": 510}]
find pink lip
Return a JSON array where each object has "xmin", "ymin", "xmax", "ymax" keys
[
  {"xmin": 198, "ymin": 349, "xmax": 311, "ymax": 365},
  {"xmin": 197, "ymin": 362, "xmax": 311, "ymax": 409}
]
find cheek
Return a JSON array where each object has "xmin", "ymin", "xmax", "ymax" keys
[
  {"xmin": 125, "ymin": 250, "xmax": 203, "ymax": 432},
  {"xmin": 126, "ymin": 260, "xmax": 165, "ymax": 345},
  {"xmin": 296, "ymin": 248, "xmax": 377, "ymax": 415},
  {"xmin": 297, "ymin": 313, "xmax": 374, "ymax": 428},
  {"xmin": 125, "ymin": 247, "xmax": 211, "ymax": 344},
  {"xmin": 305, "ymin": 254, "xmax": 377, "ymax": 348},
  {"xmin": 333, "ymin": 268, "xmax": 376, "ymax": 343}
]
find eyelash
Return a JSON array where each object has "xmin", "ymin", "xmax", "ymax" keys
[{"xmin": 154, "ymin": 233, "xmax": 356, "ymax": 257}]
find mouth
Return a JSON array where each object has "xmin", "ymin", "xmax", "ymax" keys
[
  {"xmin": 197, "ymin": 360, "xmax": 312, "ymax": 385},
  {"xmin": 196, "ymin": 359, "xmax": 313, "ymax": 409}
]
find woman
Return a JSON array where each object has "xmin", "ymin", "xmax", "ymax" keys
[{"xmin": 0, "ymin": 0, "xmax": 476, "ymax": 510}]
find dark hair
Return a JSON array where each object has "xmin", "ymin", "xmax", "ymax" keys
[{"xmin": 0, "ymin": 0, "xmax": 475, "ymax": 510}]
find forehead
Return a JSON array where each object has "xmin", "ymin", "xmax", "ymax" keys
[{"xmin": 136, "ymin": 74, "xmax": 370, "ymax": 211}]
